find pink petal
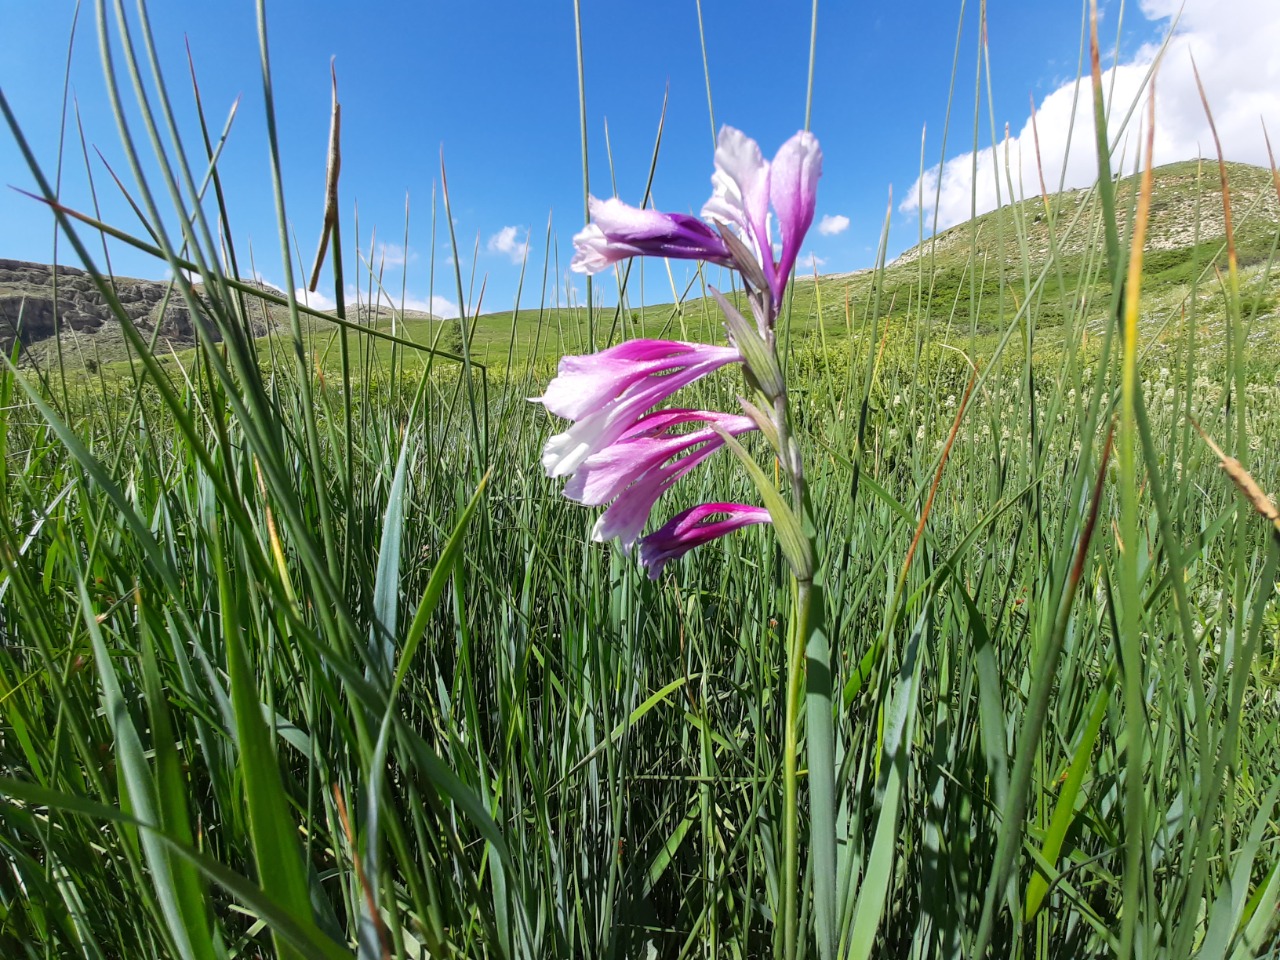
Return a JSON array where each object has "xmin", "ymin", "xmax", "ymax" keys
[
  {"xmin": 589, "ymin": 197, "xmax": 684, "ymax": 237},
  {"xmin": 591, "ymin": 442, "xmax": 723, "ymax": 550},
  {"xmin": 570, "ymin": 197, "xmax": 733, "ymax": 274},
  {"xmin": 536, "ymin": 339, "xmax": 740, "ymax": 421},
  {"xmin": 768, "ymin": 131, "xmax": 823, "ymax": 299},
  {"xmin": 538, "ymin": 345, "xmax": 742, "ymax": 478},
  {"xmin": 569, "ymin": 223, "xmax": 620, "ymax": 274},
  {"xmin": 565, "ymin": 411, "xmax": 756, "ymax": 505}
]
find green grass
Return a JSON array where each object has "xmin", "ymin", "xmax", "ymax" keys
[{"xmin": 1, "ymin": 2, "xmax": 1279, "ymax": 958}]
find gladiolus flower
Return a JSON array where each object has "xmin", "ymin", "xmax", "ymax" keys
[
  {"xmin": 570, "ymin": 197, "xmax": 734, "ymax": 274},
  {"xmin": 571, "ymin": 126, "xmax": 823, "ymax": 312},
  {"xmin": 701, "ymin": 126, "xmax": 822, "ymax": 307},
  {"xmin": 535, "ymin": 339, "xmax": 741, "ymax": 479},
  {"xmin": 565, "ymin": 409, "xmax": 757, "ymax": 507},
  {"xmin": 578, "ymin": 410, "xmax": 758, "ymax": 551},
  {"xmin": 638, "ymin": 503, "xmax": 772, "ymax": 579},
  {"xmin": 547, "ymin": 126, "xmax": 826, "ymax": 576},
  {"xmin": 590, "ymin": 435, "xmax": 726, "ymax": 552}
]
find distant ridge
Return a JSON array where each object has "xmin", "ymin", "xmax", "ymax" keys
[
  {"xmin": 3, "ymin": 160, "xmax": 1277, "ymax": 368},
  {"xmin": 0, "ymin": 258, "xmax": 442, "ymax": 366},
  {"xmin": 891, "ymin": 160, "xmax": 1280, "ymax": 269}
]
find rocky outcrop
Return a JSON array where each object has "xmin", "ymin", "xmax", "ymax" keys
[
  {"xmin": 0, "ymin": 258, "xmax": 221, "ymax": 354},
  {"xmin": 0, "ymin": 259, "xmax": 296, "ymax": 363}
]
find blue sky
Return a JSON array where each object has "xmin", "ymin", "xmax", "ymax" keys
[{"xmin": 2, "ymin": 1, "xmax": 1272, "ymax": 318}]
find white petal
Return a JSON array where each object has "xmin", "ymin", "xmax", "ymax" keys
[
  {"xmin": 701, "ymin": 126, "xmax": 770, "ymax": 250},
  {"xmin": 569, "ymin": 223, "xmax": 614, "ymax": 274}
]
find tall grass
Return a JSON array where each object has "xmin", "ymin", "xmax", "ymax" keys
[{"xmin": 1, "ymin": 1, "xmax": 1278, "ymax": 958}]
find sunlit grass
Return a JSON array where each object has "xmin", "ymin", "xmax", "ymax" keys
[{"xmin": 0, "ymin": 1, "xmax": 1278, "ymax": 958}]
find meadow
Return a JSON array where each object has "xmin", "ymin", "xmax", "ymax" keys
[{"xmin": 1, "ymin": 2, "xmax": 1279, "ymax": 959}]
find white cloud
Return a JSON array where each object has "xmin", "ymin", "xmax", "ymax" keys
[
  {"xmin": 902, "ymin": 0, "xmax": 1280, "ymax": 231},
  {"xmin": 246, "ymin": 273, "xmax": 337, "ymax": 311},
  {"xmin": 818, "ymin": 214, "xmax": 850, "ymax": 236},
  {"xmin": 296, "ymin": 287, "xmax": 336, "ymax": 311},
  {"xmin": 802, "ymin": 252, "xmax": 828, "ymax": 272},
  {"xmin": 361, "ymin": 286, "xmax": 460, "ymax": 319},
  {"xmin": 487, "ymin": 225, "xmax": 529, "ymax": 264},
  {"xmin": 402, "ymin": 294, "xmax": 459, "ymax": 319},
  {"xmin": 375, "ymin": 243, "xmax": 416, "ymax": 268}
]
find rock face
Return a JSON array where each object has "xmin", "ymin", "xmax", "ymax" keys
[
  {"xmin": 0, "ymin": 258, "xmax": 216, "ymax": 356},
  {"xmin": 0, "ymin": 258, "xmax": 447, "ymax": 367}
]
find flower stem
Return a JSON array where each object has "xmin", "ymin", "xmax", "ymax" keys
[
  {"xmin": 782, "ymin": 571, "xmax": 809, "ymax": 960},
  {"xmin": 774, "ymin": 376, "xmax": 834, "ymax": 960}
]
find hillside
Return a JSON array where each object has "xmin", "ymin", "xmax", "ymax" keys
[
  {"xmin": 892, "ymin": 159, "xmax": 1280, "ymax": 268},
  {"xmin": 780, "ymin": 158, "xmax": 1280, "ymax": 361},
  {"xmin": 4, "ymin": 159, "xmax": 1278, "ymax": 373},
  {"xmin": 478, "ymin": 158, "xmax": 1280, "ymax": 368},
  {"xmin": 0, "ymin": 258, "xmax": 445, "ymax": 368}
]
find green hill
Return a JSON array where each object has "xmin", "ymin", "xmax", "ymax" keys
[{"xmin": 7, "ymin": 159, "xmax": 1277, "ymax": 377}]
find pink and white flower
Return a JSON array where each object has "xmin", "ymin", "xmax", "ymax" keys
[
  {"xmin": 571, "ymin": 126, "xmax": 823, "ymax": 312},
  {"xmin": 535, "ymin": 340, "xmax": 764, "ymax": 568},
  {"xmin": 564, "ymin": 409, "xmax": 757, "ymax": 507},
  {"xmin": 547, "ymin": 126, "xmax": 824, "ymax": 575},
  {"xmin": 590, "ymin": 437, "xmax": 725, "ymax": 552},
  {"xmin": 570, "ymin": 197, "xmax": 734, "ymax": 274},
  {"xmin": 535, "ymin": 339, "xmax": 742, "ymax": 479}
]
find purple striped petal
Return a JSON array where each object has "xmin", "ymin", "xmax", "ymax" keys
[
  {"xmin": 537, "ymin": 339, "xmax": 739, "ymax": 421},
  {"xmin": 700, "ymin": 126, "xmax": 825, "ymax": 309},
  {"xmin": 567, "ymin": 128, "xmax": 824, "ymax": 321},
  {"xmin": 701, "ymin": 126, "xmax": 774, "ymax": 293},
  {"xmin": 571, "ymin": 197, "xmax": 733, "ymax": 274},
  {"xmin": 638, "ymin": 502, "xmax": 772, "ymax": 579},
  {"xmin": 590, "ymin": 440, "xmax": 725, "ymax": 550}
]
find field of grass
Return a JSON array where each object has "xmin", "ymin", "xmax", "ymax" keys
[{"xmin": 2, "ymin": 2, "xmax": 1280, "ymax": 959}]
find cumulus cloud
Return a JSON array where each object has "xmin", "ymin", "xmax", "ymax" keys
[
  {"xmin": 360, "ymin": 287, "xmax": 460, "ymax": 319},
  {"xmin": 818, "ymin": 214, "xmax": 850, "ymax": 236},
  {"xmin": 296, "ymin": 287, "xmax": 336, "ymax": 311},
  {"xmin": 803, "ymin": 252, "xmax": 828, "ymax": 272},
  {"xmin": 375, "ymin": 243, "xmax": 416, "ymax": 268},
  {"xmin": 487, "ymin": 225, "xmax": 529, "ymax": 264},
  {"xmin": 902, "ymin": 0, "xmax": 1280, "ymax": 231},
  {"xmin": 400, "ymin": 294, "xmax": 459, "ymax": 319}
]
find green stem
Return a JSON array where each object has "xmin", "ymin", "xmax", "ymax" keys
[
  {"xmin": 773, "ymin": 361, "xmax": 834, "ymax": 960},
  {"xmin": 803, "ymin": 562, "xmax": 836, "ymax": 960},
  {"xmin": 782, "ymin": 573, "xmax": 809, "ymax": 960}
]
